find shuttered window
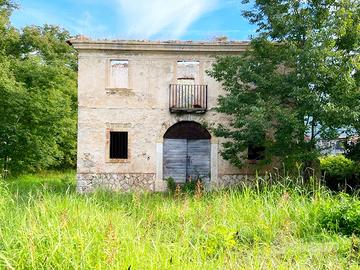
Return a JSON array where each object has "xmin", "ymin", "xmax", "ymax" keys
[{"xmin": 110, "ymin": 131, "xmax": 128, "ymax": 159}]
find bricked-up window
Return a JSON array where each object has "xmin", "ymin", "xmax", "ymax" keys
[
  {"xmin": 109, "ymin": 60, "xmax": 128, "ymax": 89},
  {"xmin": 177, "ymin": 61, "xmax": 199, "ymax": 84},
  {"xmin": 110, "ymin": 131, "xmax": 128, "ymax": 159}
]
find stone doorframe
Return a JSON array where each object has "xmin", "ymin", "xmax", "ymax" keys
[{"xmin": 154, "ymin": 119, "xmax": 219, "ymax": 191}]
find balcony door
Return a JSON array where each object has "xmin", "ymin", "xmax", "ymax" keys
[{"xmin": 163, "ymin": 121, "xmax": 211, "ymax": 183}]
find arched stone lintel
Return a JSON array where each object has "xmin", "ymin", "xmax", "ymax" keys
[
  {"xmin": 156, "ymin": 116, "xmax": 217, "ymax": 142},
  {"xmin": 164, "ymin": 121, "xmax": 211, "ymax": 139}
]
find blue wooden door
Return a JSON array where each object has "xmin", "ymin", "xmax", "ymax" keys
[
  {"xmin": 163, "ymin": 139, "xmax": 211, "ymax": 183},
  {"xmin": 187, "ymin": 139, "xmax": 211, "ymax": 181},
  {"xmin": 163, "ymin": 139, "xmax": 187, "ymax": 183}
]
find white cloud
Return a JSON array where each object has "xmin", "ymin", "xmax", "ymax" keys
[{"xmin": 116, "ymin": 0, "xmax": 219, "ymax": 39}]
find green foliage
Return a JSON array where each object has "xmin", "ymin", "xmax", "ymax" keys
[
  {"xmin": 182, "ymin": 178, "xmax": 202, "ymax": 194},
  {"xmin": 0, "ymin": 1, "xmax": 77, "ymax": 174},
  {"xmin": 166, "ymin": 177, "xmax": 176, "ymax": 193},
  {"xmin": 319, "ymin": 194, "xmax": 360, "ymax": 236},
  {"xmin": 320, "ymin": 155, "xmax": 358, "ymax": 178},
  {"xmin": 202, "ymin": 226, "xmax": 237, "ymax": 258},
  {"xmin": 345, "ymin": 139, "xmax": 360, "ymax": 162},
  {"xmin": 320, "ymin": 155, "xmax": 360, "ymax": 190},
  {"xmin": 0, "ymin": 172, "xmax": 360, "ymax": 268},
  {"xmin": 208, "ymin": 0, "xmax": 360, "ymax": 170},
  {"xmin": 166, "ymin": 177, "xmax": 204, "ymax": 194}
]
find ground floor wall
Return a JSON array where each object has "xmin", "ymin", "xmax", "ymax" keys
[
  {"xmin": 77, "ymin": 173, "xmax": 156, "ymax": 193},
  {"xmin": 76, "ymin": 107, "xmax": 264, "ymax": 192},
  {"xmin": 76, "ymin": 173, "xmax": 255, "ymax": 193}
]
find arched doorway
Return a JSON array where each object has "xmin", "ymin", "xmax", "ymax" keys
[{"xmin": 163, "ymin": 121, "xmax": 211, "ymax": 183}]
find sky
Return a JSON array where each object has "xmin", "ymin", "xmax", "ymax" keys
[{"xmin": 10, "ymin": 0, "xmax": 256, "ymax": 41}]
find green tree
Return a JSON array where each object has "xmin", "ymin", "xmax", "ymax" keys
[
  {"xmin": 0, "ymin": 1, "xmax": 77, "ymax": 174},
  {"xmin": 208, "ymin": 0, "xmax": 360, "ymax": 173}
]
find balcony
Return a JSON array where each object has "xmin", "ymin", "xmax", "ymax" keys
[{"xmin": 169, "ymin": 84, "xmax": 208, "ymax": 113}]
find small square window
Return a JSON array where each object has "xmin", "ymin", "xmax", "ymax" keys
[
  {"xmin": 248, "ymin": 144, "xmax": 265, "ymax": 161},
  {"xmin": 110, "ymin": 131, "xmax": 128, "ymax": 159}
]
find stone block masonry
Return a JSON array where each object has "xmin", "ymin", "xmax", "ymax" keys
[{"xmin": 77, "ymin": 173, "xmax": 156, "ymax": 193}]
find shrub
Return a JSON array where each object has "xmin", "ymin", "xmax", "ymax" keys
[
  {"xmin": 320, "ymin": 155, "xmax": 360, "ymax": 191},
  {"xmin": 319, "ymin": 195, "xmax": 360, "ymax": 236},
  {"xmin": 165, "ymin": 177, "xmax": 176, "ymax": 193},
  {"xmin": 165, "ymin": 176, "xmax": 204, "ymax": 194},
  {"xmin": 182, "ymin": 178, "xmax": 199, "ymax": 194}
]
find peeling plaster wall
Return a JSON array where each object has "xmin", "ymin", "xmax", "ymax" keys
[{"xmin": 77, "ymin": 49, "xmax": 256, "ymax": 192}]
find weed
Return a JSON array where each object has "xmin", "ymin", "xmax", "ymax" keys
[{"xmin": 0, "ymin": 171, "xmax": 358, "ymax": 269}]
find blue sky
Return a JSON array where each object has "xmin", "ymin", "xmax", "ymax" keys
[{"xmin": 11, "ymin": 0, "xmax": 256, "ymax": 41}]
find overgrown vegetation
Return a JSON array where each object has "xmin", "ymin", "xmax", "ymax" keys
[
  {"xmin": 319, "ymin": 194, "xmax": 360, "ymax": 236},
  {"xmin": 0, "ymin": 172, "xmax": 359, "ymax": 269},
  {"xmin": 0, "ymin": 0, "xmax": 77, "ymax": 175},
  {"xmin": 208, "ymin": 0, "xmax": 360, "ymax": 171},
  {"xmin": 166, "ymin": 176, "xmax": 204, "ymax": 195},
  {"xmin": 345, "ymin": 138, "xmax": 360, "ymax": 162},
  {"xmin": 320, "ymin": 155, "xmax": 360, "ymax": 191}
]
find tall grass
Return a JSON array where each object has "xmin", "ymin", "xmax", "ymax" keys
[{"xmin": 0, "ymin": 171, "xmax": 359, "ymax": 269}]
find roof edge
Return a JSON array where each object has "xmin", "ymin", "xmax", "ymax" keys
[{"xmin": 67, "ymin": 37, "xmax": 251, "ymax": 52}]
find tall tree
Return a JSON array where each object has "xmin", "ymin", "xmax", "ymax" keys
[
  {"xmin": 209, "ymin": 0, "xmax": 360, "ymax": 172},
  {"xmin": 0, "ymin": 1, "xmax": 77, "ymax": 174}
]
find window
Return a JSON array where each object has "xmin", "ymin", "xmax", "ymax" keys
[
  {"xmin": 177, "ymin": 61, "xmax": 199, "ymax": 84},
  {"xmin": 110, "ymin": 131, "xmax": 128, "ymax": 159},
  {"xmin": 109, "ymin": 60, "xmax": 128, "ymax": 89},
  {"xmin": 248, "ymin": 144, "xmax": 265, "ymax": 161}
]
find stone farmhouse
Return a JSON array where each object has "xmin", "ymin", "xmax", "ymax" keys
[{"xmin": 69, "ymin": 38, "xmax": 265, "ymax": 192}]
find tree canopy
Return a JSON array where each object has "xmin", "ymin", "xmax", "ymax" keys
[
  {"xmin": 209, "ymin": 0, "xmax": 360, "ymax": 170},
  {"xmin": 0, "ymin": 1, "xmax": 77, "ymax": 175}
]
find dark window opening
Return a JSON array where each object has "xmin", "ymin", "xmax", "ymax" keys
[
  {"xmin": 110, "ymin": 131, "xmax": 128, "ymax": 159},
  {"xmin": 248, "ymin": 144, "xmax": 265, "ymax": 161}
]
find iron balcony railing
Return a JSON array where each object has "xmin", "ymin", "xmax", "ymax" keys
[{"xmin": 169, "ymin": 84, "xmax": 208, "ymax": 113}]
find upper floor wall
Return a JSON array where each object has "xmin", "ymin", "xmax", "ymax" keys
[{"xmin": 69, "ymin": 39, "xmax": 250, "ymax": 111}]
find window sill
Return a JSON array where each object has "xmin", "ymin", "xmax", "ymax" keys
[
  {"xmin": 106, "ymin": 87, "xmax": 132, "ymax": 91},
  {"xmin": 106, "ymin": 159, "xmax": 130, "ymax": 163},
  {"xmin": 105, "ymin": 88, "xmax": 134, "ymax": 96}
]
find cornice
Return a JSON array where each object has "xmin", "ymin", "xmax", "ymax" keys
[{"xmin": 67, "ymin": 39, "xmax": 250, "ymax": 53}]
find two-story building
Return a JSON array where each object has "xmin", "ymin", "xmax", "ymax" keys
[{"xmin": 69, "ymin": 38, "xmax": 262, "ymax": 192}]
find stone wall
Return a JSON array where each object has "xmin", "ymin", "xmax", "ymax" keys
[
  {"xmin": 77, "ymin": 173, "xmax": 156, "ymax": 193},
  {"xmin": 76, "ymin": 173, "xmax": 257, "ymax": 192}
]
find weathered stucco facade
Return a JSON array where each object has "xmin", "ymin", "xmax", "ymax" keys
[{"xmin": 70, "ymin": 39, "xmax": 259, "ymax": 192}]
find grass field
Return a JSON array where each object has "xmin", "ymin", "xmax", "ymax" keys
[{"xmin": 0, "ymin": 171, "xmax": 359, "ymax": 269}]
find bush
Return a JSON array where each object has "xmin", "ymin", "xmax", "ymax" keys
[
  {"xmin": 320, "ymin": 155, "xmax": 360, "ymax": 191},
  {"xmin": 165, "ymin": 177, "xmax": 204, "ymax": 194},
  {"xmin": 182, "ymin": 179, "xmax": 200, "ymax": 194},
  {"xmin": 319, "ymin": 195, "xmax": 360, "ymax": 236},
  {"xmin": 166, "ymin": 177, "xmax": 177, "ymax": 193}
]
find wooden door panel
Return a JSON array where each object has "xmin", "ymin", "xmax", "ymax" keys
[
  {"xmin": 187, "ymin": 139, "xmax": 211, "ymax": 181},
  {"xmin": 163, "ymin": 139, "xmax": 187, "ymax": 183}
]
